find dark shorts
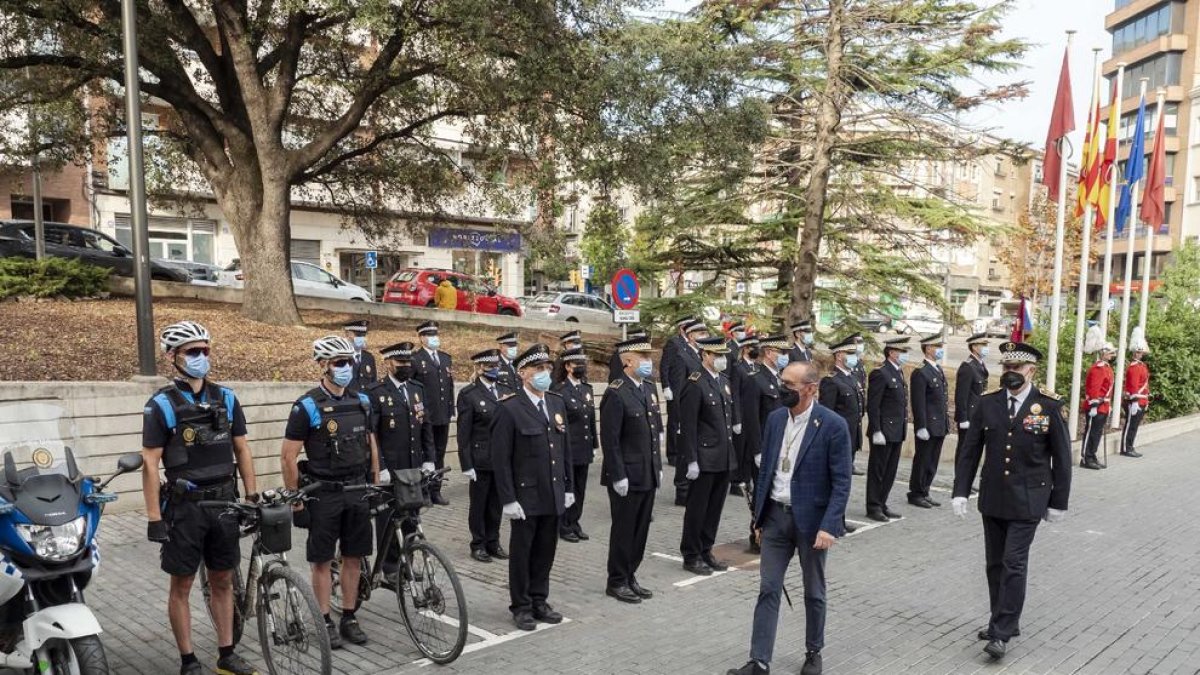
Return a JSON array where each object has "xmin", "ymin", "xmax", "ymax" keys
[
  {"xmin": 161, "ymin": 483, "xmax": 240, "ymax": 577},
  {"xmin": 305, "ymin": 485, "xmax": 373, "ymax": 564}
]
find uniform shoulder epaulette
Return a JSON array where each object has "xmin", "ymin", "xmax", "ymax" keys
[
  {"xmin": 609, "ymin": 379, "xmax": 624, "ymax": 389},
  {"xmin": 984, "ymin": 387, "xmax": 1004, "ymax": 396},
  {"xmin": 365, "ymin": 380, "xmax": 384, "ymax": 392},
  {"xmin": 688, "ymin": 371, "xmax": 702, "ymax": 382},
  {"xmin": 544, "ymin": 390, "xmax": 563, "ymax": 398},
  {"xmin": 498, "ymin": 392, "xmax": 516, "ymax": 402},
  {"xmin": 1039, "ymin": 389, "xmax": 1062, "ymax": 401}
]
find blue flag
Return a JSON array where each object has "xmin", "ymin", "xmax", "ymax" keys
[{"xmin": 1114, "ymin": 96, "xmax": 1146, "ymax": 234}]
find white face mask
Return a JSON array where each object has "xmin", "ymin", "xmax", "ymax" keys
[{"xmin": 713, "ymin": 356, "xmax": 728, "ymax": 371}]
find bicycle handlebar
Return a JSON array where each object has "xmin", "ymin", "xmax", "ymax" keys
[
  {"xmin": 340, "ymin": 467, "xmax": 452, "ymax": 494},
  {"xmin": 197, "ymin": 482, "xmax": 322, "ymax": 512}
]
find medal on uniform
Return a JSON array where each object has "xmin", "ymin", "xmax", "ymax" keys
[
  {"xmin": 782, "ymin": 456, "xmax": 791, "ymax": 472},
  {"xmin": 389, "ymin": 418, "xmax": 396, "ymax": 429}
]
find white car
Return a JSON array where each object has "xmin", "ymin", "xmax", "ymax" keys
[
  {"xmin": 217, "ymin": 260, "xmax": 373, "ymax": 301},
  {"xmin": 896, "ymin": 314, "xmax": 944, "ymax": 336},
  {"xmin": 524, "ymin": 291, "xmax": 613, "ymax": 322}
]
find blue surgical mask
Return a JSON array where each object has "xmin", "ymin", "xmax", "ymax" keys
[
  {"xmin": 636, "ymin": 360, "xmax": 654, "ymax": 378},
  {"xmin": 856, "ymin": 343, "xmax": 865, "ymax": 355},
  {"xmin": 482, "ymin": 368, "xmax": 500, "ymax": 381},
  {"xmin": 505, "ymin": 346, "xmax": 517, "ymax": 360},
  {"xmin": 182, "ymin": 353, "xmax": 210, "ymax": 379},
  {"xmin": 775, "ymin": 354, "xmax": 789, "ymax": 370},
  {"xmin": 531, "ymin": 370, "xmax": 552, "ymax": 392},
  {"xmin": 802, "ymin": 333, "xmax": 815, "ymax": 346},
  {"xmin": 426, "ymin": 336, "xmax": 440, "ymax": 350},
  {"xmin": 934, "ymin": 348, "xmax": 945, "ymax": 361},
  {"xmin": 897, "ymin": 353, "xmax": 910, "ymax": 366},
  {"xmin": 979, "ymin": 347, "xmax": 990, "ymax": 359},
  {"xmin": 330, "ymin": 364, "xmax": 354, "ymax": 387},
  {"xmin": 846, "ymin": 354, "xmax": 859, "ymax": 368},
  {"xmin": 352, "ymin": 336, "xmax": 366, "ymax": 351}
]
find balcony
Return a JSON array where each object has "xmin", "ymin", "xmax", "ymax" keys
[
  {"xmin": 1107, "ymin": 0, "xmax": 1174, "ymax": 30},
  {"xmin": 1103, "ymin": 34, "xmax": 1188, "ymax": 75}
]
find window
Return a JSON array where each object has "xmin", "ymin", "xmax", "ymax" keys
[
  {"xmin": 292, "ymin": 263, "xmax": 327, "ymax": 283},
  {"xmin": 1111, "ymin": 3, "xmax": 1182, "ymax": 54},
  {"xmin": 1192, "ymin": 176, "xmax": 1200, "ymax": 203},
  {"xmin": 289, "ymin": 239, "xmax": 321, "ymax": 266},
  {"xmin": 1120, "ymin": 53, "xmax": 1183, "ymax": 99},
  {"xmin": 79, "ymin": 229, "xmax": 121, "ymax": 254}
]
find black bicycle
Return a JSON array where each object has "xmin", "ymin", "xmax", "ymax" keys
[
  {"xmin": 198, "ymin": 484, "xmax": 332, "ymax": 675},
  {"xmin": 331, "ymin": 468, "xmax": 468, "ymax": 664}
]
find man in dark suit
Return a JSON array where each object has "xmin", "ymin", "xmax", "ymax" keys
[
  {"xmin": 457, "ymin": 349, "xmax": 515, "ymax": 563},
  {"xmin": 670, "ymin": 319, "xmax": 710, "ymax": 505},
  {"xmin": 600, "ymin": 337, "xmax": 663, "ymax": 604},
  {"xmin": 344, "ymin": 320, "xmax": 377, "ymax": 391},
  {"xmin": 954, "ymin": 333, "xmax": 990, "ymax": 464},
  {"xmin": 727, "ymin": 361, "xmax": 852, "ymax": 675},
  {"xmin": 730, "ymin": 336, "xmax": 765, "ymax": 496},
  {"xmin": 495, "ymin": 333, "xmax": 520, "ymax": 391},
  {"xmin": 492, "ymin": 344, "xmax": 574, "ymax": 631},
  {"xmin": 908, "ymin": 334, "xmax": 949, "ymax": 509},
  {"xmin": 412, "ymin": 320, "xmax": 454, "ymax": 505},
  {"xmin": 554, "ymin": 347, "xmax": 598, "ymax": 543},
  {"xmin": 818, "ymin": 336, "xmax": 862, "ymax": 534},
  {"xmin": 787, "ymin": 319, "xmax": 815, "ymax": 363},
  {"xmin": 608, "ymin": 325, "xmax": 647, "ymax": 381},
  {"xmin": 866, "ymin": 337, "xmax": 910, "ymax": 522},
  {"xmin": 953, "ymin": 341, "xmax": 1072, "ymax": 662},
  {"xmin": 678, "ymin": 335, "xmax": 738, "ymax": 575},
  {"xmin": 660, "ymin": 316, "xmax": 695, "ymax": 469}
]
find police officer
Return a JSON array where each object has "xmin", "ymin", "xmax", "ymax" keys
[
  {"xmin": 492, "ymin": 344, "xmax": 574, "ymax": 631},
  {"xmin": 670, "ymin": 319, "xmax": 710, "ymax": 505},
  {"xmin": 1081, "ymin": 342, "xmax": 1116, "ymax": 469},
  {"xmin": 412, "ymin": 321, "xmax": 454, "ymax": 505},
  {"xmin": 850, "ymin": 333, "xmax": 868, "ymax": 476},
  {"xmin": 142, "ymin": 321, "xmax": 260, "ymax": 675},
  {"xmin": 730, "ymin": 335, "xmax": 764, "ymax": 496},
  {"xmin": 281, "ymin": 336, "xmax": 380, "ymax": 648},
  {"xmin": 496, "ymin": 333, "xmax": 520, "ymax": 390},
  {"xmin": 725, "ymin": 321, "xmax": 746, "ymax": 372},
  {"xmin": 458, "ymin": 349, "xmax": 514, "ymax": 562},
  {"xmin": 601, "ymin": 337, "xmax": 663, "ymax": 603},
  {"xmin": 787, "ymin": 319, "xmax": 816, "ymax": 363},
  {"xmin": 955, "ymin": 333, "xmax": 991, "ymax": 464},
  {"xmin": 660, "ymin": 316, "xmax": 695, "ymax": 469},
  {"xmin": 554, "ymin": 347, "xmax": 598, "ymax": 542},
  {"xmin": 819, "ymin": 336, "xmax": 862, "ymax": 534},
  {"xmin": 952, "ymin": 341, "xmax": 1072, "ymax": 662},
  {"xmin": 1121, "ymin": 340, "xmax": 1151, "ymax": 458},
  {"xmin": 908, "ymin": 335, "xmax": 949, "ymax": 509},
  {"xmin": 679, "ymin": 335, "xmax": 738, "ymax": 575},
  {"xmin": 344, "ymin": 319, "xmax": 377, "ymax": 390},
  {"xmin": 609, "ymin": 325, "xmax": 648, "ymax": 381},
  {"xmin": 560, "ymin": 329, "xmax": 583, "ymax": 352},
  {"xmin": 866, "ymin": 337, "xmax": 910, "ymax": 522}
]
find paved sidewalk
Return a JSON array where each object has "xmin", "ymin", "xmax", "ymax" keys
[{"xmin": 84, "ymin": 436, "xmax": 1200, "ymax": 674}]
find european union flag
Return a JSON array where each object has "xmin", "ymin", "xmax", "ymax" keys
[{"xmin": 1114, "ymin": 96, "xmax": 1146, "ymax": 234}]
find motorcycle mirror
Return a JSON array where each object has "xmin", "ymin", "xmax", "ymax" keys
[{"xmin": 116, "ymin": 453, "xmax": 144, "ymax": 474}]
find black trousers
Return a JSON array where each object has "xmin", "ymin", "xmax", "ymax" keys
[
  {"xmin": 982, "ymin": 515, "xmax": 1040, "ymax": 641},
  {"xmin": 1121, "ymin": 404, "xmax": 1145, "ymax": 454},
  {"xmin": 508, "ymin": 513, "xmax": 559, "ymax": 614},
  {"xmin": 680, "ymin": 471, "xmax": 731, "ymax": 560},
  {"xmin": 665, "ymin": 400, "xmax": 678, "ymax": 463},
  {"xmin": 1081, "ymin": 411, "xmax": 1108, "ymax": 461},
  {"xmin": 561, "ymin": 464, "xmax": 590, "ymax": 535},
  {"xmin": 907, "ymin": 435, "xmax": 946, "ymax": 500},
  {"xmin": 467, "ymin": 469, "xmax": 502, "ymax": 551},
  {"xmin": 606, "ymin": 487, "xmax": 655, "ymax": 588},
  {"xmin": 431, "ymin": 424, "xmax": 449, "ymax": 496},
  {"xmin": 866, "ymin": 440, "xmax": 903, "ymax": 511},
  {"xmin": 732, "ymin": 435, "xmax": 756, "ymax": 485}
]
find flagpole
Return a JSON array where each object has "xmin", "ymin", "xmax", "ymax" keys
[
  {"xmin": 1068, "ymin": 47, "xmax": 1103, "ymax": 441},
  {"xmin": 1112, "ymin": 77, "xmax": 1148, "ymax": 430},
  {"xmin": 1099, "ymin": 62, "xmax": 1125, "ymax": 339},
  {"xmin": 1138, "ymin": 87, "xmax": 1165, "ymax": 332},
  {"xmin": 1046, "ymin": 31, "xmax": 1077, "ymax": 391}
]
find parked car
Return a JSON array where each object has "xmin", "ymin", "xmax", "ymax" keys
[
  {"xmin": 856, "ymin": 314, "xmax": 894, "ymax": 333},
  {"xmin": 217, "ymin": 259, "xmax": 373, "ymax": 301},
  {"xmin": 982, "ymin": 317, "xmax": 1012, "ymax": 338},
  {"xmin": 383, "ymin": 268, "xmax": 521, "ymax": 315},
  {"xmin": 156, "ymin": 259, "xmax": 222, "ymax": 286},
  {"xmin": 525, "ymin": 291, "xmax": 613, "ymax": 323},
  {"xmin": 896, "ymin": 314, "xmax": 945, "ymax": 336},
  {"xmin": 0, "ymin": 220, "xmax": 191, "ymax": 282}
]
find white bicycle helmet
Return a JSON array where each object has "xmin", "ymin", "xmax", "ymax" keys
[
  {"xmin": 160, "ymin": 321, "xmax": 211, "ymax": 352},
  {"xmin": 312, "ymin": 335, "xmax": 356, "ymax": 361}
]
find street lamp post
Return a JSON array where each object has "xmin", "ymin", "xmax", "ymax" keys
[{"xmin": 121, "ymin": 0, "xmax": 156, "ymax": 376}]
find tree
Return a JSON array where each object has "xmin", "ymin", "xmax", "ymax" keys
[
  {"xmin": 997, "ymin": 192, "xmax": 1095, "ymax": 304},
  {"xmin": 580, "ymin": 200, "xmax": 626, "ymax": 283},
  {"xmin": 0, "ymin": 0, "xmax": 627, "ymax": 324}
]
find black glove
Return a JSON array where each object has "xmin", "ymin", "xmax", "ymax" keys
[
  {"xmin": 147, "ymin": 520, "xmax": 170, "ymax": 543},
  {"xmin": 292, "ymin": 507, "xmax": 311, "ymax": 530}
]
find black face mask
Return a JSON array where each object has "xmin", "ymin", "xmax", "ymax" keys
[
  {"xmin": 393, "ymin": 365, "xmax": 415, "ymax": 382},
  {"xmin": 1000, "ymin": 371, "xmax": 1025, "ymax": 391},
  {"xmin": 747, "ymin": 347, "xmax": 761, "ymax": 360},
  {"xmin": 779, "ymin": 387, "xmax": 801, "ymax": 409},
  {"xmin": 571, "ymin": 365, "xmax": 588, "ymax": 380}
]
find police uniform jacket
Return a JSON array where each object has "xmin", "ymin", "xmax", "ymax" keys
[
  {"xmin": 724, "ymin": 339, "xmax": 740, "ymax": 372},
  {"xmin": 663, "ymin": 338, "xmax": 702, "ymax": 398},
  {"xmin": 953, "ymin": 386, "xmax": 1072, "ymax": 521},
  {"xmin": 607, "ymin": 351, "xmax": 624, "ymax": 383},
  {"xmin": 788, "ymin": 343, "xmax": 813, "ymax": 363},
  {"xmin": 658, "ymin": 335, "xmax": 685, "ymax": 394},
  {"xmin": 412, "ymin": 347, "xmax": 454, "ymax": 425},
  {"xmin": 731, "ymin": 359, "xmax": 770, "ymax": 457},
  {"xmin": 553, "ymin": 379, "xmax": 597, "ymax": 465},
  {"xmin": 819, "ymin": 367, "xmax": 862, "ymax": 448},
  {"xmin": 599, "ymin": 375, "xmax": 663, "ymax": 492},
  {"xmin": 456, "ymin": 378, "xmax": 514, "ymax": 472},
  {"xmin": 911, "ymin": 360, "xmax": 949, "ymax": 437},
  {"xmin": 678, "ymin": 369, "xmax": 737, "ymax": 472},
  {"xmin": 954, "ymin": 357, "xmax": 988, "ymax": 425},
  {"xmin": 867, "ymin": 360, "xmax": 908, "ymax": 443},
  {"xmin": 497, "ymin": 357, "xmax": 518, "ymax": 392},
  {"xmin": 368, "ymin": 377, "xmax": 434, "ymax": 471},
  {"xmin": 491, "ymin": 390, "xmax": 573, "ymax": 516},
  {"xmin": 351, "ymin": 350, "xmax": 377, "ymax": 391},
  {"xmin": 757, "ymin": 366, "xmax": 783, "ymax": 422}
]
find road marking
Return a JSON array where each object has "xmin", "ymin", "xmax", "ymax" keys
[
  {"xmin": 844, "ymin": 519, "xmax": 894, "ymax": 537},
  {"xmin": 418, "ymin": 608, "xmax": 498, "ymax": 640},
  {"xmin": 408, "ymin": 617, "xmax": 573, "ymax": 668},
  {"xmin": 674, "ymin": 569, "xmax": 735, "ymax": 587},
  {"xmin": 651, "ymin": 552, "xmax": 684, "ymax": 563}
]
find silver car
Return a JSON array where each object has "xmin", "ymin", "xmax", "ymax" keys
[{"xmin": 525, "ymin": 291, "xmax": 613, "ymax": 323}]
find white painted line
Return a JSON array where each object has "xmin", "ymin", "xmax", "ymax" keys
[
  {"xmin": 843, "ymin": 520, "xmax": 891, "ymax": 538},
  {"xmin": 844, "ymin": 519, "xmax": 870, "ymax": 526},
  {"xmin": 408, "ymin": 617, "xmax": 573, "ymax": 668},
  {"xmin": 651, "ymin": 552, "xmax": 684, "ymax": 563},
  {"xmin": 674, "ymin": 569, "xmax": 733, "ymax": 587},
  {"xmin": 417, "ymin": 609, "xmax": 498, "ymax": 641}
]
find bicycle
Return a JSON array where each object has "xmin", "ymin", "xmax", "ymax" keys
[
  {"xmin": 198, "ymin": 484, "xmax": 332, "ymax": 675},
  {"xmin": 331, "ymin": 467, "xmax": 468, "ymax": 664}
]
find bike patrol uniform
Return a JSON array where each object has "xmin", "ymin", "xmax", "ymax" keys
[
  {"xmin": 458, "ymin": 349, "xmax": 515, "ymax": 562},
  {"xmin": 1122, "ymin": 340, "xmax": 1151, "ymax": 458},
  {"xmin": 787, "ymin": 319, "xmax": 815, "ymax": 363},
  {"xmin": 496, "ymin": 333, "xmax": 520, "ymax": 391},
  {"xmin": 866, "ymin": 337, "xmax": 910, "ymax": 521},
  {"xmin": 412, "ymin": 321, "xmax": 454, "ymax": 504},
  {"xmin": 554, "ymin": 347, "xmax": 598, "ymax": 542},
  {"xmin": 1081, "ymin": 343, "xmax": 1116, "ymax": 469},
  {"xmin": 908, "ymin": 334, "xmax": 949, "ymax": 508},
  {"xmin": 344, "ymin": 319, "xmax": 377, "ymax": 391}
]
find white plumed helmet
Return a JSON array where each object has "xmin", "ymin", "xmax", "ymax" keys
[
  {"xmin": 159, "ymin": 321, "xmax": 211, "ymax": 353},
  {"xmin": 1083, "ymin": 325, "xmax": 1105, "ymax": 354},
  {"xmin": 312, "ymin": 335, "xmax": 356, "ymax": 361}
]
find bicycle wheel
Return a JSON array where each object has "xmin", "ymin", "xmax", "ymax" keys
[
  {"xmin": 397, "ymin": 540, "xmax": 468, "ymax": 664},
  {"xmin": 257, "ymin": 565, "xmax": 332, "ymax": 675},
  {"xmin": 200, "ymin": 565, "xmax": 246, "ymax": 646}
]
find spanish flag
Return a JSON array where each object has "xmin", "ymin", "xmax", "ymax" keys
[
  {"xmin": 1075, "ymin": 70, "xmax": 1104, "ymax": 224},
  {"xmin": 1097, "ymin": 79, "xmax": 1119, "ymax": 229}
]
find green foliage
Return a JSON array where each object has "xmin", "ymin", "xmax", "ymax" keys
[
  {"xmin": 0, "ymin": 257, "xmax": 110, "ymax": 299},
  {"xmin": 1143, "ymin": 242, "xmax": 1200, "ymax": 421},
  {"xmin": 1026, "ymin": 300, "xmax": 1078, "ymax": 396},
  {"xmin": 580, "ymin": 202, "xmax": 627, "ymax": 282}
]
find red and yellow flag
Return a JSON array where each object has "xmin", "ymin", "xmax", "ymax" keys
[{"xmin": 1075, "ymin": 70, "xmax": 1104, "ymax": 223}]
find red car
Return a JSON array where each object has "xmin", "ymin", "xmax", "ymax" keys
[{"xmin": 383, "ymin": 268, "xmax": 522, "ymax": 316}]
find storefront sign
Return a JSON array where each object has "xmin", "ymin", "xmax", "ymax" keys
[{"xmin": 429, "ymin": 228, "xmax": 522, "ymax": 252}]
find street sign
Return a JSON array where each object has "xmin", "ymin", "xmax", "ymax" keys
[
  {"xmin": 735, "ymin": 281, "xmax": 746, "ymax": 293},
  {"xmin": 611, "ymin": 268, "xmax": 640, "ymax": 310},
  {"xmin": 613, "ymin": 309, "xmax": 640, "ymax": 324},
  {"xmin": 581, "ymin": 263, "xmax": 592, "ymax": 280},
  {"xmin": 364, "ymin": 250, "xmax": 378, "ymax": 269}
]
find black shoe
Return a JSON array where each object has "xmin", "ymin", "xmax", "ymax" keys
[
  {"xmin": 532, "ymin": 602, "xmax": 563, "ymax": 624},
  {"xmin": 1080, "ymin": 459, "xmax": 1103, "ymax": 470},
  {"xmin": 984, "ymin": 639, "xmax": 1007, "ymax": 660},
  {"xmin": 801, "ymin": 650, "xmax": 823, "ymax": 675},
  {"xmin": 487, "ymin": 546, "xmax": 509, "ymax": 560},
  {"xmin": 1121, "ymin": 450, "xmax": 1142, "ymax": 458},
  {"xmin": 926, "ymin": 497, "xmax": 942, "ymax": 507},
  {"xmin": 181, "ymin": 663, "xmax": 203, "ymax": 675},
  {"xmin": 866, "ymin": 509, "xmax": 889, "ymax": 523},
  {"xmin": 513, "ymin": 611, "xmax": 536, "ymax": 631},
  {"xmin": 470, "ymin": 549, "xmax": 493, "ymax": 563},
  {"xmin": 340, "ymin": 617, "xmax": 368, "ymax": 645},
  {"xmin": 977, "ymin": 629, "xmax": 992, "ymax": 641},
  {"xmin": 574, "ymin": 527, "xmax": 590, "ymax": 541},
  {"xmin": 430, "ymin": 492, "xmax": 450, "ymax": 506},
  {"xmin": 674, "ymin": 492, "xmax": 688, "ymax": 506},
  {"xmin": 882, "ymin": 507, "xmax": 903, "ymax": 519},
  {"xmin": 726, "ymin": 661, "xmax": 769, "ymax": 675},
  {"xmin": 629, "ymin": 579, "xmax": 653, "ymax": 599},
  {"xmin": 702, "ymin": 554, "xmax": 729, "ymax": 572},
  {"xmin": 729, "ymin": 484, "xmax": 745, "ymax": 497},
  {"xmin": 907, "ymin": 496, "xmax": 933, "ymax": 509},
  {"xmin": 326, "ymin": 621, "xmax": 344, "ymax": 650},
  {"xmin": 683, "ymin": 558, "xmax": 713, "ymax": 576},
  {"xmin": 215, "ymin": 652, "xmax": 258, "ymax": 675},
  {"xmin": 844, "ymin": 521, "xmax": 858, "ymax": 533},
  {"xmin": 560, "ymin": 530, "xmax": 581, "ymax": 543},
  {"xmin": 606, "ymin": 585, "xmax": 642, "ymax": 604}
]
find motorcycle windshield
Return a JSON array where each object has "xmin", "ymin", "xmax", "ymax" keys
[{"xmin": 0, "ymin": 401, "xmax": 80, "ymax": 484}]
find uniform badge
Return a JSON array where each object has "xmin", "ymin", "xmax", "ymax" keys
[
  {"xmin": 389, "ymin": 418, "xmax": 396, "ymax": 429},
  {"xmin": 586, "ymin": 392, "xmax": 593, "ymax": 403},
  {"xmin": 1031, "ymin": 403, "xmax": 1042, "ymax": 414},
  {"xmin": 366, "ymin": 365, "xmax": 373, "ymax": 375},
  {"xmin": 31, "ymin": 448, "xmax": 53, "ymax": 469},
  {"xmin": 387, "ymin": 396, "xmax": 394, "ymax": 407},
  {"xmin": 554, "ymin": 412, "xmax": 564, "ymax": 425},
  {"xmin": 327, "ymin": 420, "xmax": 339, "ymax": 433},
  {"xmin": 182, "ymin": 428, "xmax": 197, "ymax": 444},
  {"xmin": 724, "ymin": 384, "xmax": 731, "ymax": 396},
  {"xmin": 480, "ymin": 400, "xmax": 487, "ymax": 409},
  {"xmin": 414, "ymin": 393, "xmax": 421, "ymax": 403}
]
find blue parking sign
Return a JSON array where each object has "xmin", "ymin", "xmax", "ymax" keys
[{"xmin": 364, "ymin": 251, "xmax": 378, "ymax": 269}]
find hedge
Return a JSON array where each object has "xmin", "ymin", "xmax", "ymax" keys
[{"xmin": 0, "ymin": 257, "xmax": 111, "ymax": 300}]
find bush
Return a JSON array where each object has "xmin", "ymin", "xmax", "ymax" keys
[{"xmin": 0, "ymin": 257, "xmax": 111, "ymax": 299}]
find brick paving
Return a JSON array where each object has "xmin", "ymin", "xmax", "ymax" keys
[{"xmin": 78, "ymin": 435, "xmax": 1200, "ymax": 674}]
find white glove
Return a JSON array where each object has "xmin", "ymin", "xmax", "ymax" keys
[
  {"xmin": 614, "ymin": 478, "xmax": 629, "ymax": 497},
  {"xmin": 732, "ymin": 424, "xmax": 742, "ymax": 435},
  {"xmin": 754, "ymin": 453, "xmax": 762, "ymax": 468},
  {"xmin": 502, "ymin": 501, "xmax": 526, "ymax": 520},
  {"xmin": 916, "ymin": 428, "xmax": 930, "ymax": 441},
  {"xmin": 1088, "ymin": 407, "xmax": 1098, "ymax": 418},
  {"xmin": 1044, "ymin": 508, "xmax": 1066, "ymax": 523},
  {"xmin": 1129, "ymin": 402, "xmax": 1142, "ymax": 416},
  {"xmin": 952, "ymin": 496, "xmax": 969, "ymax": 518},
  {"xmin": 378, "ymin": 469, "xmax": 392, "ymax": 485},
  {"xmin": 872, "ymin": 431, "xmax": 886, "ymax": 445},
  {"xmin": 421, "ymin": 462, "xmax": 436, "ymax": 473},
  {"xmin": 564, "ymin": 492, "xmax": 576, "ymax": 509},
  {"xmin": 958, "ymin": 421, "xmax": 969, "ymax": 430},
  {"xmin": 463, "ymin": 468, "xmax": 478, "ymax": 482},
  {"xmin": 663, "ymin": 388, "xmax": 673, "ymax": 401},
  {"xmin": 686, "ymin": 462, "xmax": 700, "ymax": 480}
]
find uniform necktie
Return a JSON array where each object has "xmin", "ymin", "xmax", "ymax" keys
[
  {"xmin": 537, "ymin": 399, "xmax": 547, "ymax": 421},
  {"xmin": 1009, "ymin": 396, "xmax": 1017, "ymax": 419}
]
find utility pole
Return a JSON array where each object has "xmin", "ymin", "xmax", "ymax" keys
[{"xmin": 122, "ymin": 0, "xmax": 157, "ymax": 376}]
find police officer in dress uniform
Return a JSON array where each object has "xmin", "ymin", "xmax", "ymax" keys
[
  {"xmin": 1121, "ymin": 341, "xmax": 1151, "ymax": 458},
  {"xmin": 866, "ymin": 337, "xmax": 910, "ymax": 522},
  {"xmin": 819, "ymin": 336, "xmax": 863, "ymax": 534},
  {"xmin": 609, "ymin": 325, "xmax": 648, "ymax": 382},
  {"xmin": 952, "ymin": 341, "xmax": 1072, "ymax": 662},
  {"xmin": 670, "ymin": 319, "xmax": 711, "ymax": 504},
  {"xmin": 142, "ymin": 321, "xmax": 260, "ymax": 675},
  {"xmin": 725, "ymin": 321, "xmax": 746, "ymax": 373},
  {"xmin": 281, "ymin": 336, "xmax": 381, "ymax": 649},
  {"xmin": 678, "ymin": 336, "xmax": 738, "ymax": 576},
  {"xmin": 344, "ymin": 319, "xmax": 377, "ymax": 391},
  {"xmin": 730, "ymin": 335, "xmax": 764, "ymax": 496},
  {"xmin": 412, "ymin": 321, "xmax": 454, "ymax": 505},
  {"xmin": 660, "ymin": 316, "xmax": 696, "ymax": 469},
  {"xmin": 908, "ymin": 334, "xmax": 949, "ymax": 508},
  {"xmin": 601, "ymin": 338, "xmax": 663, "ymax": 604},
  {"xmin": 496, "ymin": 333, "xmax": 520, "ymax": 391},
  {"xmin": 851, "ymin": 334, "xmax": 868, "ymax": 475},
  {"xmin": 788, "ymin": 319, "xmax": 816, "ymax": 363},
  {"xmin": 559, "ymin": 329, "xmax": 583, "ymax": 353},
  {"xmin": 554, "ymin": 348, "xmax": 598, "ymax": 543},
  {"xmin": 458, "ymin": 349, "xmax": 515, "ymax": 562},
  {"xmin": 758, "ymin": 334, "xmax": 788, "ymax": 416},
  {"xmin": 955, "ymin": 334, "xmax": 991, "ymax": 464},
  {"xmin": 1080, "ymin": 343, "xmax": 1116, "ymax": 470},
  {"xmin": 492, "ymin": 344, "xmax": 574, "ymax": 632}
]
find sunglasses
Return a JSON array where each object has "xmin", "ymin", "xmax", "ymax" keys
[
  {"xmin": 182, "ymin": 346, "xmax": 210, "ymax": 357},
  {"xmin": 330, "ymin": 358, "xmax": 353, "ymax": 368}
]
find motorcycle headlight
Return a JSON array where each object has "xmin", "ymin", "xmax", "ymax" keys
[{"xmin": 17, "ymin": 517, "xmax": 86, "ymax": 561}]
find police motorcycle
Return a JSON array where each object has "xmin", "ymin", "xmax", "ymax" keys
[{"xmin": 0, "ymin": 401, "xmax": 142, "ymax": 674}]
